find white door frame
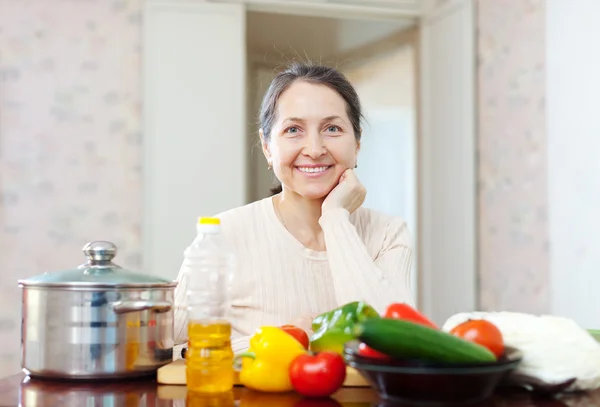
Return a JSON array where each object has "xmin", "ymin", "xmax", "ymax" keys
[
  {"xmin": 210, "ymin": 0, "xmax": 421, "ymax": 21},
  {"xmin": 417, "ymin": 0, "xmax": 477, "ymax": 323},
  {"xmin": 142, "ymin": 0, "xmax": 248, "ymax": 281}
]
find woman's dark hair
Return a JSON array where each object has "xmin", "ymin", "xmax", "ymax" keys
[{"xmin": 259, "ymin": 62, "xmax": 364, "ymax": 195}]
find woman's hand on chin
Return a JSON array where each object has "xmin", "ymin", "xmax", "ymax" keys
[{"xmin": 321, "ymin": 169, "xmax": 366, "ymax": 215}]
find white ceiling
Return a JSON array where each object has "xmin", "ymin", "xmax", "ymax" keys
[{"xmin": 247, "ymin": 11, "xmax": 415, "ymax": 61}]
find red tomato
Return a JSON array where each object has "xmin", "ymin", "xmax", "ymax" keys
[
  {"xmin": 280, "ymin": 325, "xmax": 310, "ymax": 350},
  {"xmin": 289, "ymin": 352, "xmax": 347, "ymax": 398},
  {"xmin": 357, "ymin": 342, "xmax": 390, "ymax": 360},
  {"xmin": 384, "ymin": 303, "xmax": 438, "ymax": 329},
  {"xmin": 450, "ymin": 319, "xmax": 505, "ymax": 358}
]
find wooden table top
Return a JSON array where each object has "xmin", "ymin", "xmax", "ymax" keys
[{"xmin": 1, "ymin": 372, "xmax": 599, "ymax": 407}]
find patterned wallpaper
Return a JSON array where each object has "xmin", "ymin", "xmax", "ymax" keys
[
  {"xmin": 0, "ymin": 0, "xmax": 143, "ymax": 378},
  {"xmin": 476, "ymin": 0, "xmax": 550, "ymax": 313}
]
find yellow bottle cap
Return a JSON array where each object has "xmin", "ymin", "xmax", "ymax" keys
[{"xmin": 198, "ymin": 217, "xmax": 220, "ymax": 225}]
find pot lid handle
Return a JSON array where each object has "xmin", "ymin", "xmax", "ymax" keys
[{"xmin": 81, "ymin": 241, "xmax": 121, "ymax": 268}]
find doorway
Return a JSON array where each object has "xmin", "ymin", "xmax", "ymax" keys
[{"xmin": 245, "ymin": 11, "xmax": 419, "ymax": 299}]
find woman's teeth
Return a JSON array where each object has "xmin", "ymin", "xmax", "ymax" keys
[{"xmin": 298, "ymin": 166, "xmax": 329, "ymax": 173}]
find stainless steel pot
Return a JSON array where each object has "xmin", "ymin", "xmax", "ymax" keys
[{"xmin": 18, "ymin": 241, "xmax": 178, "ymax": 380}]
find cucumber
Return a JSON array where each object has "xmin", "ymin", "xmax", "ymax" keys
[{"xmin": 353, "ymin": 318, "xmax": 497, "ymax": 364}]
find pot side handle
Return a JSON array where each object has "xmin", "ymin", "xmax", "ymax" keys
[{"xmin": 112, "ymin": 300, "xmax": 172, "ymax": 314}]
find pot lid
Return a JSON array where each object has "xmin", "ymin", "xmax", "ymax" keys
[{"xmin": 18, "ymin": 241, "xmax": 178, "ymax": 289}]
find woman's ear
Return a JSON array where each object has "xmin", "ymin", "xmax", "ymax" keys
[
  {"xmin": 260, "ymin": 128, "xmax": 272, "ymax": 166},
  {"xmin": 356, "ymin": 128, "xmax": 362, "ymax": 154}
]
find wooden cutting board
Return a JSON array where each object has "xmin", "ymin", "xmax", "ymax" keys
[{"xmin": 157, "ymin": 359, "xmax": 370, "ymax": 387}]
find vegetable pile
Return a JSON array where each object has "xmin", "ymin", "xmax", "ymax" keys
[
  {"xmin": 309, "ymin": 301, "xmax": 505, "ymax": 365},
  {"xmin": 235, "ymin": 302, "xmax": 506, "ymax": 398}
]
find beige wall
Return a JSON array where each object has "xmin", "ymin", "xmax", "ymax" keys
[
  {"xmin": 476, "ymin": 0, "xmax": 550, "ymax": 314},
  {"xmin": 343, "ymin": 47, "xmax": 415, "ymax": 108},
  {"xmin": 0, "ymin": 0, "xmax": 143, "ymax": 378}
]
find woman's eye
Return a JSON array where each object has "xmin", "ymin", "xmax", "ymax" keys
[
  {"xmin": 285, "ymin": 126, "xmax": 299, "ymax": 134},
  {"xmin": 326, "ymin": 125, "xmax": 341, "ymax": 132}
]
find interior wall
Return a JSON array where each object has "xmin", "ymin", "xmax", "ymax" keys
[
  {"xmin": 246, "ymin": 11, "xmax": 413, "ymax": 65},
  {"xmin": 477, "ymin": 0, "xmax": 600, "ymax": 330},
  {"xmin": 476, "ymin": 0, "xmax": 550, "ymax": 314},
  {"xmin": 546, "ymin": 0, "xmax": 600, "ymax": 328},
  {"xmin": 0, "ymin": 0, "xmax": 143, "ymax": 379}
]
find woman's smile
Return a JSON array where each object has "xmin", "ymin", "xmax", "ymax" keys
[{"xmin": 295, "ymin": 164, "xmax": 334, "ymax": 178}]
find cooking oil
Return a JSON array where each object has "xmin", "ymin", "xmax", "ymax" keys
[
  {"xmin": 186, "ymin": 320, "xmax": 234, "ymax": 393},
  {"xmin": 183, "ymin": 217, "xmax": 236, "ymax": 394}
]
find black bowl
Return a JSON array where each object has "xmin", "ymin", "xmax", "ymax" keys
[{"xmin": 343, "ymin": 340, "xmax": 523, "ymax": 406}]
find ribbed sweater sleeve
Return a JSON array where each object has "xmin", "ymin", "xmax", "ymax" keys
[{"xmin": 318, "ymin": 208, "xmax": 414, "ymax": 314}]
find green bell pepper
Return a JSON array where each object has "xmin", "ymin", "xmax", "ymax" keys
[{"xmin": 310, "ymin": 301, "xmax": 380, "ymax": 354}]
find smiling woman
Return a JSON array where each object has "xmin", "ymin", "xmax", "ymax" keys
[{"xmin": 172, "ymin": 62, "xmax": 415, "ymax": 357}]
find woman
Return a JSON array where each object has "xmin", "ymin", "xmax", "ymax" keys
[{"xmin": 173, "ymin": 62, "xmax": 414, "ymax": 357}]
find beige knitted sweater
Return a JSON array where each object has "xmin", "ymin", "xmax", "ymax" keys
[{"xmin": 172, "ymin": 196, "xmax": 414, "ymax": 358}]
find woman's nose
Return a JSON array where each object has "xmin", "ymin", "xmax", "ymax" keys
[{"xmin": 304, "ymin": 132, "xmax": 326, "ymax": 158}]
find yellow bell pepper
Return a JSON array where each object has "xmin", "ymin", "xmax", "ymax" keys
[{"xmin": 235, "ymin": 326, "xmax": 307, "ymax": 392}]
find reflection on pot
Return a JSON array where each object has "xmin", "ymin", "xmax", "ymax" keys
[{"xmin": 18, "ymin": 376, "xmax": 173, "ymax": 407}]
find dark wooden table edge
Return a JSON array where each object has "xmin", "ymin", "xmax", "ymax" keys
[{"xmin": 2, "ymin": 371, "xmax": 600, "ymax": 407}]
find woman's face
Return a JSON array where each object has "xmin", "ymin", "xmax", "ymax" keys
[{"xmin": 262, "ymin": 81, "xmax": 360, "ymax": 200}]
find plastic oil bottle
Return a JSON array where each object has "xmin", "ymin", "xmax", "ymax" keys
[{"xmin": 184, "ymin": 217, "xmax": 235, "ymax": 394}]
